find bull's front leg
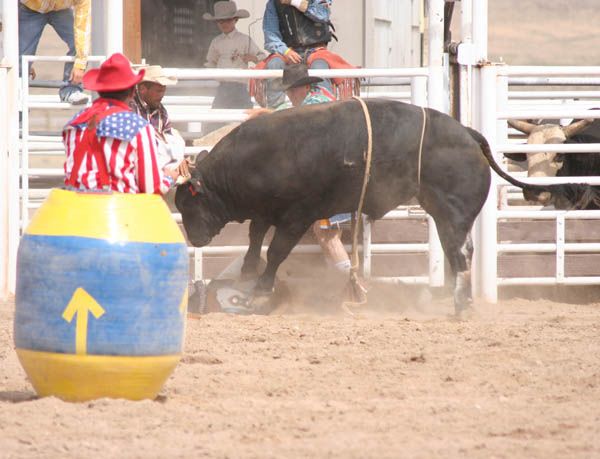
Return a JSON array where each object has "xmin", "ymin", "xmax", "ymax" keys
[
  {"xmin": 249, "ymin": 221, "xmax": 310, "ymax": 313},
  {"xmin": 256, "ymin": 222, "xmax": 310, "ymax": 292},
  {"xmin": 241, "ymin": 218, "xmax": 270, "ymax": 280}
]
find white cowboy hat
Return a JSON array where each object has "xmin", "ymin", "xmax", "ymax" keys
[
  {"xmin": 203, "ymin": 1, "xmax": 250, "ymax": 21},
  {"xmin": 138, "ymin": 65, "xmax": 177, "ymax": 86}
]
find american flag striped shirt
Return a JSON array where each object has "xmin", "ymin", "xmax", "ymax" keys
[{"xmin": 63, "ymin": 100, "xmax": 172, "ymax": 194}]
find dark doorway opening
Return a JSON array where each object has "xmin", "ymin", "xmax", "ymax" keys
[{"xmin": 141, "ymin": 0, "xmax": 220, "ymax": 68}]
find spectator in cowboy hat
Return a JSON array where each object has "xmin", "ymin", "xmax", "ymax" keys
[
  {"xmin": 202, "ymin": 1, "xmax": 266, "ymax": 134},
  {"xmin": 63, "ymin": 53, "xmax": 178, "ymax": 194},
  {"xmin": 130, "ymin": 65, "xmax": 189, "ymax": 180}
]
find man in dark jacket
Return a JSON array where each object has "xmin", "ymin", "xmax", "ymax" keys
[{"xmin": 261, "ymin": 0, "xmax": 334, "ymax": 107}]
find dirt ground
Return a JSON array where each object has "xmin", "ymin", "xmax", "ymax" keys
[{"xmin": 1, "ymin": 277, "xmax": 599, "ymax": 459}]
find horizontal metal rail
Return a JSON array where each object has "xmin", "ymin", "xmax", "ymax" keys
[
  {"xmin": 497, "ymin": 210, "xmax": 600, "ymax": 219},
  {"xmin": 497, "ymin": 109, "xmax": 600, "ymax": 120},
  {"xmin": 501, "ymin": 66, "xmax": 600, "ymax": 76},
  {"xmin": 192, "ymin": 243, "xmax": 429, "ymax": 256},
  {"xmin": 509, "ymin": 78, "xmax": 600, "ymax": 86},
  {"xmin": 499, "ymin": 277, "xmax": 600, "ymax": 286},
  {"xmin": 497, "ymin": 243, "xmax": 600, "ymax": 253},
  {"xmin": 24, "ymin": 55, "xmax": 106, "ymax": 63},
  {"xmin": 496, "ymin": 176, "xmax": 600, "ymax": 186},
  {"xmin": 498, "ymin": 143, "xmax": 600, "ymax": 153},
  {"xmin": 509, "ymin": 90, "xmax": 600, "ymax": 99},
  {"xmin": 164, "ymin": 67, "xmax": 430, "ymax": 81}
]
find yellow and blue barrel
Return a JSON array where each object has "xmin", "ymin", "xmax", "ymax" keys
[{"xmin": 14, "ymin": 189, "xmax": 189, "ymax": 402}]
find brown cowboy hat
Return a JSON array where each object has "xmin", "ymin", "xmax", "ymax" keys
[
  {"xmin": 203, "ymin": 1, "xmax": 250, "ymax": 21},
  {"xmin": 277, "ymin": 63, "xmax": 323, "ymax": 91}
]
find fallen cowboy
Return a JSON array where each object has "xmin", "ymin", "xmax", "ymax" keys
[{"xmin": 176, "ymin": 98, "xmax": 599, "ymax": 316}]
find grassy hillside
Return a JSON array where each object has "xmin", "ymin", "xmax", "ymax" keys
[{"xmin": 488, "ymin": 0, "xmax": 600, "ymax": 65}]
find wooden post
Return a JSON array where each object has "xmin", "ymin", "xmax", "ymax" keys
[{"xmin": 123, "ymin": 0, "xmax": 142, "ymax": 64}]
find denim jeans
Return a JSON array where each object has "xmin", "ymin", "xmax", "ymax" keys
[
  {"xmin": 18, "ymin": 3, "xmax": 84, "ymax": 101},
  {"xmin": 265, "ymin": 51, "xmax": 333, "ymax": 108}
]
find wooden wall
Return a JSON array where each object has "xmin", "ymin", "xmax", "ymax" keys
[{"xmin": 123, "ymin": 0, "xmax": 142, "ymax": 64}]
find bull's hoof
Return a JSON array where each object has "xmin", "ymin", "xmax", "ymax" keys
[
  {"xmin": 453, "ymin": 289, "xmax": 474, "ymax": 319},
  {"xmin": 455, "ymin": 305, "xmax": 475, "ymax": 321},
  {"xmin": 248, "ymin": 290, "xmax": 277, "ymax": 315},
  {"xmin": 454, "ymin": 297, "xmax": 474, "ymax": 320}
]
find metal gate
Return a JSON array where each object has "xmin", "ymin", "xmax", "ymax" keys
[{"xmin": 474, "ymin": 64, "xmax": 600, "ymax": 302}]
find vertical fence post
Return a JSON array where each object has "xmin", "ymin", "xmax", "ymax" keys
[
  {"xmin": 474, "ymin": 64, "xmax": 498, "ymax": 303},
  {"xmin": 194, "ymin": 248, "xmax": 204, "ymax": 282},
  {"xmin": 105, "ymin": 0, "xmax": 124, "ymax": 55},
  {"xmin": 472, "ymin": 0, "xmax": 488, "ymax": 65},
  {"xmin": 2, "ymin": 0, "xmax": 20, "ymax": 297},
  {"xmin": 411, "ymin": 76, "xmax": 427, "ymax": 106},
  {"xmin": 20, "ymin": 56, "xmax": 30, "ymax": 231},
  {"xmin": 556, "ymin": 215, "xmax": 565, "ymax": 284},
  {"xmin": 496, "ymin": 74, "xmax": 509, "ymax": 208},
  {"xmin": 427, "ymin": 0, "xmax": 446, "ymax": 112},
  {"xmin": 0, "ymin": 67, "xmax": 8, "ymax": 299},
  {"xmin": 426, "ymin": 0, "xmax": 446, "ymax": 289},
  {"xmin": 459, "ymin": 0, "xmax": 473, "ymax": 127}
]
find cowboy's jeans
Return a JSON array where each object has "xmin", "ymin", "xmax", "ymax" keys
[{"xmin": 18, "ymin": 3, "xmax": 84, "ymax": 101}]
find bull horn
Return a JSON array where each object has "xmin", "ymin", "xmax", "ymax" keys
[
  {"xmin": 192, "ymin": 123, "xmax": 240, "ymax": 148},
  {"xmin": 562, "ymin": 118, "xmax": 593, "ymax": 138},
  {"xmin": 507, "ymin": 119, "xmax": 537, "ymax": 134}
]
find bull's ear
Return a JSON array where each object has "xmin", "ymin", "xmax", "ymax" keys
[{"xmin": 195, "ymin": 150, "xmax": 210, "ymax": 166}]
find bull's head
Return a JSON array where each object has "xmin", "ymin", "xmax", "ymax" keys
[
  {"xmin": 508, "ymin": 119, "xmax": 593, "ymax": 204},
  {"xmin": 174, "ymin": 152, "xmax": 220, "ymax": 247}
]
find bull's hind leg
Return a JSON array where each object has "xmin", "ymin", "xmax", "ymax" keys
[
  {"xmin": 457, "ymin": 232, "xmax": 474, "ymax": 305},
  {"xmin": 422, "ymin": 200, "xmax": 476, "ymax": 315},
  {"xmin": 435, "ymin": 218, "xmax": 474, "ymax": 315}
]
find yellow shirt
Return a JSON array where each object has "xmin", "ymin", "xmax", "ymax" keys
[{"xmin": 21, "ymin": 0, "xmax": 91, "ymax": 70}]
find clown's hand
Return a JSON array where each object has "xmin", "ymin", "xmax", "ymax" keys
[{"xmin": 177, "ymin": 158, "xmax": 191, "ymax": 179}]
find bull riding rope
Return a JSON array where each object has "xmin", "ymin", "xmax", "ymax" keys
[
  {"xmin": 343, "ymin": 99, "xmax": 427, "ymax": 313},
  {"xmin": 342, "ymin": 96, "xmax": 373, "ymax": 312},
  {"xmin": 417, "ymin": 106, "xmax": 427, "ymax": 187}
]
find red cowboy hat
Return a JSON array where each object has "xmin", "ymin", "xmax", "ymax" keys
[{"xmin": 83, "ymin": 53, "xmax": 145, "ymax": 92}]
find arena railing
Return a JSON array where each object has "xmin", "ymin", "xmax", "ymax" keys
[{"xmin": 475, "ymin": 65, "xmax": 600, "ymax": 302}]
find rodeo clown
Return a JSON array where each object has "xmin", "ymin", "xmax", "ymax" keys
[{"xmin": 63, "ymin": 53, "xmax": 180, "ymax": 194}]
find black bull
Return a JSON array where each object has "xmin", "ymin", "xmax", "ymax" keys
[{"xmin": 175, "ymin": 99, "xmax": 592, "ymax": 314}]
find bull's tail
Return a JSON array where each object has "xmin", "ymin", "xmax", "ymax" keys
[{"xmin": 466, "ymin": 127, "xmax": 600, "ymax": 209}]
